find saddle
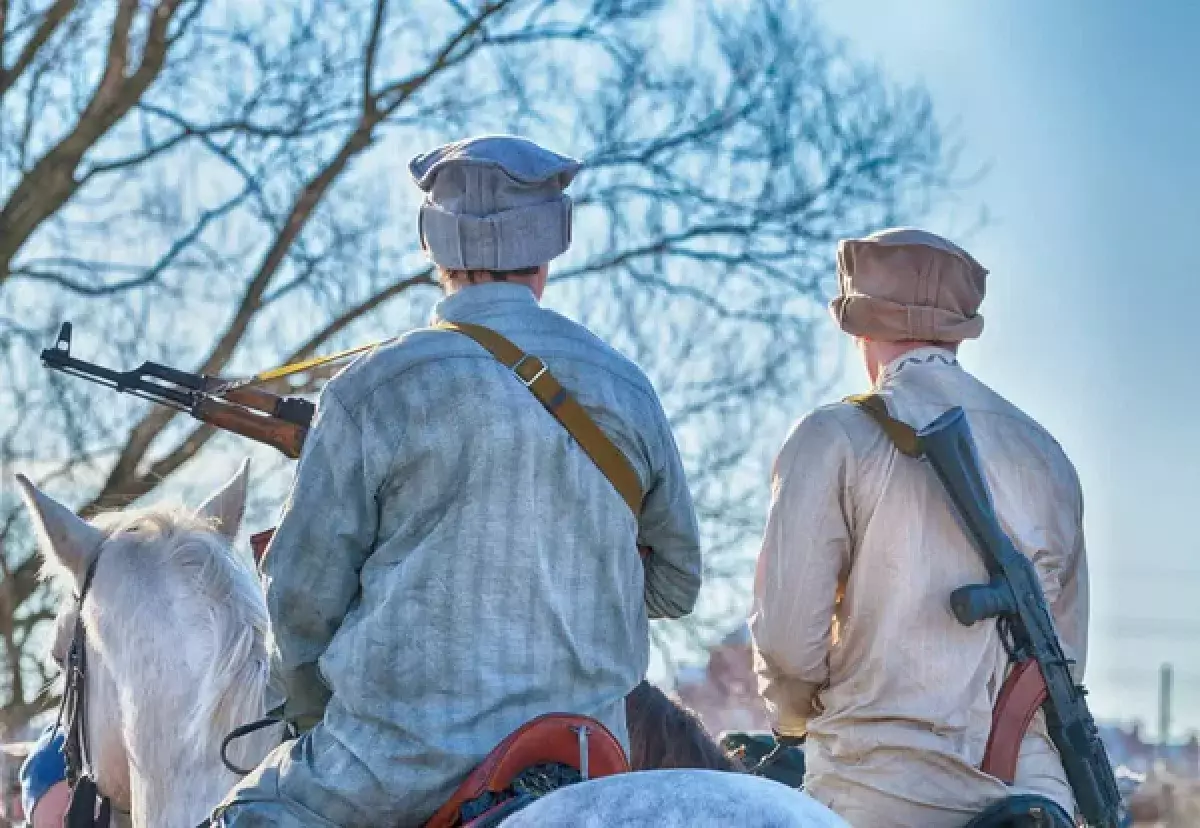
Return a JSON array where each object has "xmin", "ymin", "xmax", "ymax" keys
[{"xmin": 424, "ymin": 713, "xmax": 630, "ymax": 828}]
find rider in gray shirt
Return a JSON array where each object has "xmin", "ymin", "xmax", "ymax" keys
[{"xmin": 215, "ymin": 135, "xmax": 703, "ymax": 828}]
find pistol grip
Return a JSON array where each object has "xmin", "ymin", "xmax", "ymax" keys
[{"xmin": 950, "ymin": 576, "xmax": 1016, "ymax": 626}]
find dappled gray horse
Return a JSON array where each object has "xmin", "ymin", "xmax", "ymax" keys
[{"xmin": 502, "ymin": 769, "xmax": 847, "ymax": 827}]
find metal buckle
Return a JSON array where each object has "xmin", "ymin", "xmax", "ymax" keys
[
  {"xmin": 511, "ymin": 355, "xmax": 547, "ymax": 388},
  {"xmin": 573, "ymin": 724, "xmax": 590, "ymax": 781}
]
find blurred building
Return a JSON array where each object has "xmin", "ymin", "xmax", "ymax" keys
[
  {"xmin": 1100, "ymin": 721, "xmax": 1200, "ymax": 780},
  {"xmin": 673, "ymin": 623, "xmax": 771, "ymax": 735}
]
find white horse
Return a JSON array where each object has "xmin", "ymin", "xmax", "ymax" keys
[
  {"xmin": 20, "ymin": 461, "xmax": 280, "ymax": 827},
  {"xmin": 19, "ymin": 462, "xmax": 847, "ymax": 828}
]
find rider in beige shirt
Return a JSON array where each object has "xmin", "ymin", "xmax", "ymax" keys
[{"xmin": 750, "ymin": 229, "xmax": 1087, "ymax": 827}]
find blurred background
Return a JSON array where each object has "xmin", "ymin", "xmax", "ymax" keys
[{"xmin": 1, "ymin": 0, "xmax": 1198, "ymax": 822}]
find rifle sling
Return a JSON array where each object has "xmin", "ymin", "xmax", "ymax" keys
[
  {"xmin": 248, "ymin": 323, "xmax": 645, "ymax": 569},
  {"xmin": 843, "ymin": 391, "xmax": 1046, "ymax": 785},
  {"xmin": 843, "ymin": 393, "xmax": 921, "ymax": 457},
  {"xmin": 436, "ymin": 321, "xmax": 643, "ymax": 517}
]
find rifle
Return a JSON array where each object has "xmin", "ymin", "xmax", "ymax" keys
[
  {"xmin": 40, "ymin": 323, "xmax": 314, "ymax": 459},
  {"xmin": 42, "ymin": 322, "xmax": 656, "ymax": 568},
  {"xmin": 917, "ymin": 407, "xmax": 1122, "ymax": 828}
]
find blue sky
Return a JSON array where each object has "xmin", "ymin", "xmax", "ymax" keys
[{"xmin": 808, "ymin": 0, "xmax": 1200, "ymax": 735}]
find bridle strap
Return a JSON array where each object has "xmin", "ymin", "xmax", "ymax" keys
[
  {"xmin": 220, "ymin": 715, "xmax": 291, "ymax": 775},
  {"xmin": 65, "ymin": 777, "xmax": 111, "ymax": 828},
  {"xmin": 56, "ymin": 549, "xmax": 117, "ymax": 827},
  {"xmin": 746, "ymin": 734, "xmax": 805, "ymax": 776},
  {"xmin": 58, "ymin": 550, "xmax": 101, "ymax": 785}
]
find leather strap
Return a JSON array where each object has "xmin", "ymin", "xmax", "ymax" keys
[
  {"xmin": 843, "ymin": 393, "xmax": 921, "ymax": 457},
  {"xmin": 247, "ymin": 323, "xmax": 649, "ymax": 569},
  {"xmin": 436, "ymin": 321, "xmax": 644, "ymax": 516}
]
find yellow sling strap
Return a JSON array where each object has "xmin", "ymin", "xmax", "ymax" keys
[
  {"xmin": 434, "ymin": 320, "xmax": 644, "ymax": 516},
  {"xmin": 842, "ymin": 393, "xmax": 922, "ymax": 458}
]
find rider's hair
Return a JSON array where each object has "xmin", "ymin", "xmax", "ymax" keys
[
  {"xmin": 625, "ymin": 680, "xmax": 744, "ymax": 773},
  {"xmin": 437, "ymin": 266, "xmax": 541, "ymax": 285}
]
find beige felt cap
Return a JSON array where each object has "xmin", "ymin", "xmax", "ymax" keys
[{"xmin": 829, "ymin": 227, "xmax": 988, "ymax": 342}]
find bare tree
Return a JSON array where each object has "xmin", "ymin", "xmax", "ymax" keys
[{"xmin": 0, "ymin": 0, "xmax": 951, "ymax": 734}]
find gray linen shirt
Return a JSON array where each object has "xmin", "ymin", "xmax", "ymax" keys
[{"xmin": 239, "ymin": 282, "xmax": 701, "ymax": 827}]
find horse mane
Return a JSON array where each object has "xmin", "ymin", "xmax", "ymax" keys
[
  {"xmin": 88, "ymin": 504, "xmax": 272, "ymax": 770},
  {"xmin": 625, "ymin": 680, "xmax": 744, "ymax": 772}
]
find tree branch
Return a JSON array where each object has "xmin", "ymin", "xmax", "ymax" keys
[
  {"xmin": 285, "ymin": 269, "xmax": 435, "ymax": 364},
  {"xmin": 91, "ymin": 1, "xmax": 521, "ymax": 503},
  {"xmin": 362, "ymin": 0, "xmax": 387, "ymax": 115},
  {"xmin": 374, "ymin": 0, "xmax": 517, "ymax": 115},
  {"xmin": 0, "ymin": 0, "xmax": 76, "ymax": 99},
  {"xmin": 0, "ymin": 0, "xmax": 192, "ymax": 284}
]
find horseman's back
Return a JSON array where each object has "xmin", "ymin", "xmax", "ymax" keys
[
  {"xmin": 750, "ymin": 229, "xmax": 1089, "ymax": 828},
  {"xmin": 268, "ymin": 283, "xmax": 695, "ymax": 826},
  {"xmin": 219, "ymin": 134, "xmax": 701, "ymax": 828}
]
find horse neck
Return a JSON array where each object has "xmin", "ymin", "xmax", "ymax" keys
[
  {"xmin": 121, "ymin": 670, "xmax": 280, "ymax": 828},
  {"xmin": 112, "ymin": 586, "xmax": 280, "ymax": 827}
]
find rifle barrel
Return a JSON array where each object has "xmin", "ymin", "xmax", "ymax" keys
[{"xmin": 42, "ymin": 349, "xmax": 197, "ymax": 410}]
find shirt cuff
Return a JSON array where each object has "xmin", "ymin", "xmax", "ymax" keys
[
  {"xmin": 773, "ymin": 708, "xmax": 810, "ymax": 739},
  {"xmin": 759, "ymin": 673, "xmax": 823, "ymax": 738},
  {"xmin": 280, "ymin": 662, "xmax": 332, "ymax": 731}
]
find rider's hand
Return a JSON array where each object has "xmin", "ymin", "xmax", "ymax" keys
[
  {"xmin": 29, "ymin": 781, "xmax": 71, "ymax": 828},
  {"xmin": 772, "ymin": 728, "xmax": 806, "ymax": 748}
]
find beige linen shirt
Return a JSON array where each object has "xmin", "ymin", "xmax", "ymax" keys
[{"xmin": 750, "ymin": 348, "xmax": 1088, "ymax": 828}]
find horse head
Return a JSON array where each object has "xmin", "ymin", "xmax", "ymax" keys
[{"xmin": 18, "ymin": 460, "xmax": 274, "ymax": 827}]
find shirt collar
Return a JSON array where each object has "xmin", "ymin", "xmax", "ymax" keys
[
  {"xmin": 876, "ymin": 345, "xmax": 959, "ymax": 388},
  {"xmin": 430, "ymin": 282, "xmax": 538, "ymax": 324}
]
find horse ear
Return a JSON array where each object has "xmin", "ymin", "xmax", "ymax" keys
[
  {"xmin": 195, "ymin": 458, "xmax": 250, "ymax": 540},
  {"xmin": 15, "ymin": 474, "xmax": 105, "ymax": 582}
]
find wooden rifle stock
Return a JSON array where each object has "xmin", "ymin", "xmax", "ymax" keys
[
  {"xmin": 220, "ymin": 385, "xmax": 290, "ymax": 416},
  {"xmin": 192, "ymin": 397, "xmax": 308, "ymax": 459}
]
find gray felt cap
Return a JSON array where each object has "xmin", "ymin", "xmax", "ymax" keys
[{"xmin": 409, "ymin": 134, "xmax": 582, "ymax": 271}]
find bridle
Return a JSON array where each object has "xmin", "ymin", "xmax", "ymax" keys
[
  {"xmin": 48, "ymin": 534, "xmax": 287, "ymax": 828},
  {"xmin": 55, "ymin": 548, "xmax": 120, "ymax": 827}
]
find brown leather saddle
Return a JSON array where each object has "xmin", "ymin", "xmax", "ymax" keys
[{"xmin": 424, "ymin": 713, "xmax": 630, "ymax": 828}]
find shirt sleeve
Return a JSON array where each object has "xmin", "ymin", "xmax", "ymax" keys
[
  {"xmin": 637, "ymin": 400, "xmax": 703, "ymax": 620},
  {"xmin": 1052, "ymin": 463, "xmax": 1089, "ymax": 683},
  {"xmin": 262, "ymin": 387, "xmax": 378, "ymax": 727},
  {"xmin": 749, "ymin": 409, "xmax": 853, "ymax": 737}
]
